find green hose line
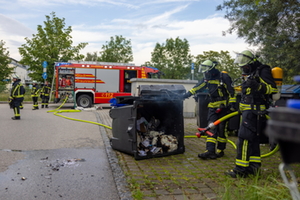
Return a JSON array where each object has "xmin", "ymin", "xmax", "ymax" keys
[
  {"xmin": 47, "ymin": 96, "xmax": 69, "ymax": 113},
  {"xmin": 183, "ymin": 135, "xmax": 197, "ymax": 138},
  {"xmin": 184, "ymin": 135, "xmax": 237, "ymax": 149},
  {"xmin": 217, "ymin": 111, "xmax": 239, "ymax": 123},
  {"xmin": 47, "ymin": 95, "xmax": 112, "ymax": 130},
  {"xmin": 261, "ymin": 143, "xmax": 280, "ymax": 158},
  {"xmin": 53, "ymin": 110, "xmax": 112, "ymax": 130},
  {"xmin": 184, "ymin": 134, "xmax": 278, "ymax": 157},
  {"xmin": 50, "ymin": 97, "xmax": 278, "ymax": 158},
  {"xmin": 184, "ymin": 111, "xmax": 279, "ymax": 158}
]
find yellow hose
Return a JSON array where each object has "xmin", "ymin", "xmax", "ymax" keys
[
  {"xmin": 49, "ymin": 96, "xmax": 278, "ymax": 158},
  {"xmin": 261, "ymin": 143, "xmax": 280, "ymax": 158},
  {"xmin": 186, "ymin": 111, "xmax": 279, "ymax": 158},
  {"xmin": 184, "ymin": 135, "xmax": 237, "ymax": 149},
  {"xmin": 47, "ymin": 95, "xmax": 112, "ymax": 130}
]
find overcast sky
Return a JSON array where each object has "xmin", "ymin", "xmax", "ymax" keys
[{"xmin": 0, "ymin": 0, "xmax": 253, "ymax": 66}]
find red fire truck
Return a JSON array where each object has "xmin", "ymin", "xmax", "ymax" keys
[{"xmin": 54, "ymin": 61, "xmax": 161, "ymax": 107}]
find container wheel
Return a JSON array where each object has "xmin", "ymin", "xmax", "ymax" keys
[{"xmin": 77, "ymin": 94, "xmax": 92, "ymax": 108}]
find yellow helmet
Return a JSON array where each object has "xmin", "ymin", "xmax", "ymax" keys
[
  {"xmin": 199, "ymin": 60, "xmax": 218, "ymax": 73},
  {"xmin": 234, "ymin": 50, "xmax": 256, "ymax": 67}
]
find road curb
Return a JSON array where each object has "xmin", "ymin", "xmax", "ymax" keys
[{"xmin": 95, "ymin": 111, "xmax": 133, "ymax": 200}]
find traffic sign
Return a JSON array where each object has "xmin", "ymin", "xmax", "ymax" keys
[
  {"xmin": 191, "ymin": 63, "xmax": 195, "ymax": 70},
  {"xmin": 42, "ymin": 61, "xmax": 48, "ymax": 68},
  {"xmin": 42, "ymin": 72, "xmax": 47, "ymax": 79}
]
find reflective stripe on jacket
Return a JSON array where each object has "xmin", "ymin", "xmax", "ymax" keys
[
  {"xmin": 31, "ymin": 85, "xmax": 40, "ymax": 97},
  {"xmin": 11, "ymin": 81, "xmax": 25, "ymax": 98}
]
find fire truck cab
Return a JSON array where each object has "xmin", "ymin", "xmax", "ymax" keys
[{"xmin": 54, "ymin": 61, "xmax": 161, "ymax": 108}]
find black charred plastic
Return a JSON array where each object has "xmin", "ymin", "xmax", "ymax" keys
[{"xmin": 109, "ymin": 84, "xmax": 186, "ymax": 160}]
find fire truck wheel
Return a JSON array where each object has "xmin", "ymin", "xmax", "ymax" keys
[{"xmin": 77, "ymin": 94, "xmax": 92, "ymax": 108}]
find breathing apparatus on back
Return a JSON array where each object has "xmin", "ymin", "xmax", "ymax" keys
[{"xmin": 271, "ymin": 67, "xmax": 283, "ymax": 103}]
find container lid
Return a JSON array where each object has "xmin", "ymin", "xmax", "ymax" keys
[
  {"xmin": 139, "ymin": 84, "xmax": 186, "ymax": 100},
  {"xmin": 139, "ymin": 84, "xmax": 185, "ymax": 95}
]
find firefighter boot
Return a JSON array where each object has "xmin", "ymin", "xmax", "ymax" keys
[
  {"xmin": 198, "ymin": 150, "xmax": 217, "ymax": 159},
  {"xmin": 46, "ymin": 105, "xmax": 48, "ymax": 108},
  {"xmin": 11, "ymin": 117, "xmax": 21, "ymax": 120},
  {"xmin": 41, "ymin": 105, "xmax": 44, "ymax": 108},
  {"xmin": 216, "ymin": 149, "xmax": 225, "ymax": 158},
  {"xmin": 224, "ymin": 170, "xmax": 248, "ymax": 178}
]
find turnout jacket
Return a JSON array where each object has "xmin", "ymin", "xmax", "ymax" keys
[
  {"xmin": 41, "ymin": 84, "xmax": 51, "ymax": 97},
  {"xmin": 31, "ymin": 84, "xmax": 40, "ymax": 97},
  {"xmin": 240, "ymin": 64, "xmax": 278, "ymax": 111},
  {"xmin": 10, "ymin": 80, "xmax": 25, "ymax": 99},
  {"xmin": 188, "ymin": 70, "xmax": 236, "ymax": 108}
]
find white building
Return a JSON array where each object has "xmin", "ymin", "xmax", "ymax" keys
[{"xmin": 7, "ymin": 57, "xmax": 30, "ymax": 90}]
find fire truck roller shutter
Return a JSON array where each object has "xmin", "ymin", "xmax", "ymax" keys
[{"xmin": 95, "ymin": 69, "xmax": 120, "ymax": 92}]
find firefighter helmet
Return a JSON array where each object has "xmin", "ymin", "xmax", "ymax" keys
[
  {"xmin": 234, "ymin": 50, "xmax": 259, "ymax": 75},
  {"xmin": 199, "ymin": 60, "xmax": 218, "ymax": 73},
  {"xmin": 234, "ymin": 50, "xmax": 256, "ymax": 67},
  {"xmin": 12, "ymin": 74, "xmax": 19, "ymax": 79}
]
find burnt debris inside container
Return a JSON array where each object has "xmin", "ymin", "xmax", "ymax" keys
[{"xmin": 109, "ymin": 84, "xmax": 186, "ymax": 160}]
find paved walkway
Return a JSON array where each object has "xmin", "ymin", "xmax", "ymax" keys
[{"xmin": 96, "ymin": 109, "xmax": 285, "ymax": 200}]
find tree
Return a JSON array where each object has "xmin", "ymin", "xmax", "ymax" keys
[
  {"xmin": 0, "ymin": 40, "xmax": 13, "ymax": 88},
  {"xmin": 19, "ymin": 12, "xmax": 88, "ymax": 82},
  {"xmin": 99, "ymin": 35, "xmax": 133, "ymax": 63},
  {"xmin": 84, "ymin": 52, "xmax": 100, "ymax": 62},
  {"xmin": 150, "ymin": 37, "xmax": 193, "ymax": 79},
  {"xmin": 217, "ymin": 0, "xmax": 300, "ymax": 84},
  {"xmin": 194, "ymin": 50, "xmax": 239, "ymax": 81}
]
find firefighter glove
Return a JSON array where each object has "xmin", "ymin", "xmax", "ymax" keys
[
  {"xmin": 182, "ymin": 91, "xmax": 192, "ymax": 99},
  {"xmin": 245, "ymin": 79, "xmax": 259, "ymax": 89},
  {"xmin": 229, "ymin": 102, "xmax": 237, "ymax": 111}
]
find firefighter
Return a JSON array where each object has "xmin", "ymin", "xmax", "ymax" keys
[
  {"xmin": 183, "ymin": 60, "xmax": 236, "ymax": 159},
  {"xmin": 9, "ymin": 74, "xmax": 25, "ymax": 120},
  {"xmin": 225, "ymin": 50, "xmax": 278, "ymax": 178},
  {"xmin": 31, "ymin": 81, "xmax": 40, "ymax": 110},
  {"xmin": 41, "ymin": 81, "xmax": 51, "ymax": 108},
  {"xmin": 18, "ymin": 78, "xmax": 24, "ymax": 109}
]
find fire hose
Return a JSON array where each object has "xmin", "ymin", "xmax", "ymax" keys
[
  {"xmin": 47, "ymin": 95, "xmax": 112, "ymax": 130},
  {"xmin": 186, "ymin": 111, "xmax": 279, "ymax": 158},
  {"xmin": 49, "ymin": 96, "xmax": 278, "ymax": 158}
]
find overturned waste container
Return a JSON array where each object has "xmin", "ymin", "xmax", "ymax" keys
[{"xmin": 109, "ymin": 84, "xmax": 186, "ymax": 160}]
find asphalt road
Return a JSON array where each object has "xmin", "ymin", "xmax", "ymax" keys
[{"xmin": 0, "ymin": 103, "xmax": 120, "ymax": 200}]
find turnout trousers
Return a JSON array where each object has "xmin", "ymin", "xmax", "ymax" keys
[
  {"xmin": 32, "ymin": 96, "xmax": 39, "ymax": 109},
  {"xmin": 42, "ymin": 95, "xmax": 49, "ymax": 107},
  {"xmin": 12, "ymin": 98, "xmax": 23, "ymax": 119},
  {"xmin": 206, "ymin": 107, "xmax": 228, "ymax": 153},
  {"xmin": 234, "ymin": 110, "xmax": 262, "ymax": 175}
]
